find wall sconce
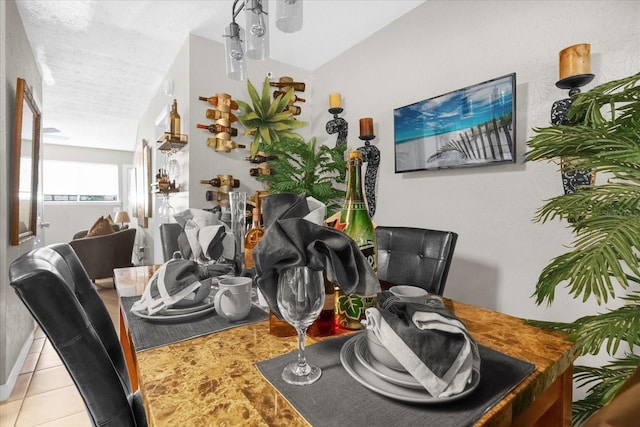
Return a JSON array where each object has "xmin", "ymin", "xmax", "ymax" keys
[
  {"xmin": 357, "ymin": 118, "xmax": 380, "ymax": 218},
  {"xmin": 224, "ymin": 0, "xmax": 304, "ymax": 80},
  {"xmin": 326, "ymin": 92, "xmax": 347, "ymax": 147},
  {"xmin": 551, "ymin": 43, "xmax": 595, "ymax": 194}
]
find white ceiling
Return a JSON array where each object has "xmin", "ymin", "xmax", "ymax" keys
[{"xmin": 16, "ymin": 0, "xmax": 425, "ymax": 152}]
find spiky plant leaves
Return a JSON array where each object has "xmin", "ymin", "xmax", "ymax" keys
[{"xmin": 236, "ymin": 77, "xmax": 308, "ymax": 156}]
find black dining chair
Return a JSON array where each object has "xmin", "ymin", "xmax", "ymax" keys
[
  {"xmin": 159, "ymin": 222, "xmax": 183, "ymax": 262},
  {"xmin": 9, "ymin": 243, "xmax": 147, "ymax": 427},
  {"xmin": 375, "ymin": 226, "xmax": 458, "ymax": 295}
]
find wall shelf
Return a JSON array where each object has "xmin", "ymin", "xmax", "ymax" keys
[{"xmin": 156, "ymin": 132, "xmax": 188, "ymax": 153}]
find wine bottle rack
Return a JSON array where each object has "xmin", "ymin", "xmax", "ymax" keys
[{"xmin": 199, "ymin": 92, "xmax": 242, "ymax": 153}]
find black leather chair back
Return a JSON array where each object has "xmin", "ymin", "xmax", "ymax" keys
[
  {"xmin": 376, "ymin": 226, "xmax": 458, "ymax": 295},
  {"xmin": 159, "ymin": 223, "xmax": 183, "ymax": 262},
  {"xmin": 9, "ymin": 244, "xmax": 147, "ymax": 427}
]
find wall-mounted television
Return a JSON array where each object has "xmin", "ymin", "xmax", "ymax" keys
[{"xmin": 394, "ymin": 73, "xmax": 516, "ymax": 173}]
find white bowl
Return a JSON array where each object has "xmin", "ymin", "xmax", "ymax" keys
[{"xmin": 366, "ymin": 329, "xmax": 404, "ymax": 371}]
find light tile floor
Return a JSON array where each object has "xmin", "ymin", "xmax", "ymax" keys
[{"xmin": 0, "ymin": 279, "xmax": 120, "ymax": 427}]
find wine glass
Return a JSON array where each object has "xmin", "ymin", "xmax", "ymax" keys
[{"xmin": 277, "ymin": 266, "xmax": 325, "ymax": 385}]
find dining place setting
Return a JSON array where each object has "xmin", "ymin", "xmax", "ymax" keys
[
  {"xmin": 242, "ymin": 194, "xmax": 536, "ymax": 426},
  {"xmin": 120, "ymin": 207, "xmax": 273, "ymax": 351}
]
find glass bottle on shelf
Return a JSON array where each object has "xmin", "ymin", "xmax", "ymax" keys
[
  {"xmin": 268, "ymin": 81, "xmax": 306, "ymax": 91},
  {"xmin": 169, "ymin": 99, "xmax": 180, "ymax": 138},
  {"xmin": 205, "ymin": 109, "xmax": 238, "ymax": 122},
  {"xmin": 249, "ymin": 167, "xmax": 272, "ymax": 176},
  {"xmin": 200, "ymin": 177, "xmax": 240, "ymax": 188},
  {"xmin": 196, "ymin": 123, "xmax": 238, "ymax": 136},
  {"xmin": 334, "ymin": 150, "xmax": 378, "ymax": 330},
  {"xmin": 198, "ymin": 95, "xmax": 239, "ymax": 110},
  {"xmin": 272, "ymin": 91, "xmax": 306, "ymax": 103},
  {"xmin": 245, "ymin": 154, "xmax": 278, "ymax": 163},
  {"xmin": 287, "ymin": 105, "xmax": 301, "ymax": 115}
]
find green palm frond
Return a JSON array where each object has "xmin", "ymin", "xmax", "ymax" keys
[
  {"xmin": 236, "ymin": 77, "xmax": 308, "ymax": 156},
  {"xmin": 570, "ymin": 294, "xmax": 640, "ymax": 355},
  {"xmin": 533, "ymin": 213, "xmax": 640, "ymax": 305},
  {"xmin": 255, "ymin": 136, "xmax": 346, "ymax": 216},
  {"xmin": 528, "ymin": 72, "xmax": 640, "ymax": 425},
  {"xmin": 572, "ymin": 354, "xmax": 640, "ymax": 425},
  {"xmin": 527, "ymin": 293, "xmax": 640, "ymax": 355}
]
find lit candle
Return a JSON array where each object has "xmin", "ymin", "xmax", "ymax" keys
[
  {"xmin": 329, "ymin": 93, "xmax": 341, "ymax": 108},
  {"xmin": 359, "ymin": 118, "xmax": 374, "ymax": 137},
  {"xmin": 559, "ymin": 43, "xmax": 591, "ymax": 80}
]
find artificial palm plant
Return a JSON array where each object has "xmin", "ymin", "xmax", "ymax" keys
[
  {"xmin": 236, "ymin": 77, "xmax": 307, "ymax": 156},
  {"xmin": 527, "ymin": 72, "xmax": 640, "ymax": 425},
  {"xmin": 254, "ymin": 136, "xmax": 347, "ymax": 217}
]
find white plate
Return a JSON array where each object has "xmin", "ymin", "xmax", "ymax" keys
[
  {"xmin": 340, "ymin": 334, "xmax": 481, "ymax": 404},
  {"xmin": 131, "ymin": 303, "xmax": 217, "ymax": 322},
  {"xmin": 353, "ymin": 334, "xmax": 423, "ymax": 389},
  {"xmin": 162, "ymin": 297, "xmax": 214, "ymax": 315}
]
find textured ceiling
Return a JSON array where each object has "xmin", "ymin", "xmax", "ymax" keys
[{"xmin": 16, "ymin": 0, "xmax": 425, "ymax": 152}]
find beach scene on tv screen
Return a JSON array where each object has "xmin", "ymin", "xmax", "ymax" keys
[{"xmin": 394, "ymin": 74, "xmax": 515, "ymax": 173}]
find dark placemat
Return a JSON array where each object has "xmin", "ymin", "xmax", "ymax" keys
[
  {"xmin": 257, "ymin": 333, "xmax": 535, "ymax": 427},
  {"xmin": 121, "ymin": 296, "xmax": 268, "ymax": 351}
]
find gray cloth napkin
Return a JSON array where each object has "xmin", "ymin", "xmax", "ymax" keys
[
  {"xmin": 173, "ymin": 208, "xmax": 235, "ymax": 265},
  {"xmin": 130, "ymin": 258, "xmax": 211, "ymax": 315},
  {"xmin": 363, "ymin": 291, "xmax": 481, "ymax": 397},
  {"xmin": 253, "ymin": 193, "xmax": 380, "ymax": 319}
]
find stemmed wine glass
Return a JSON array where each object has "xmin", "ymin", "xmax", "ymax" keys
[{"xmin": 277, "ymin": 266, "xmax": 325, "ymax": 385}]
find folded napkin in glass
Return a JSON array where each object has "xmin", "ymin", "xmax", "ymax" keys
[
  {"xmin": 363, "ymin": 292, "xmax": 481, "ymax": 398},
  {"xmin": 131, "ymin": 258, "xmax": 215, "ymax": 316},
  {"xmin": 253, "ymin": 193, "xmax": 380, "ymax": 319},
  {"xmin": 172, "ymin": 208, "xmax": 236, "ymax": 267}
]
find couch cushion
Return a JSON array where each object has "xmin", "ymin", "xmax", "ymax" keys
[{"xmin": 87, "ymin": 216, "xmax": 115, "ymax": 237}]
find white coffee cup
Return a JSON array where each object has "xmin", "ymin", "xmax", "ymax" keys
[
  {"xmin": 389, "ymin": 285, "xmax": 428, "ymax": 304},
  {"xmin": 214, "ymin": 277, "xmax": 252, "ymax": 321}
]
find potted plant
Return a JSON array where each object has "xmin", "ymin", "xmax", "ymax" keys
[
  {"xmin": 236, "ymin": 77, "xmax": 308, "ymax": 157},
  {"xmin": 254, "ymin": 135, "xmax": 347, "ymax": 217},
  {"xmin": 527, "ymin": 72, "xmax": 640, "ymax": 425}
]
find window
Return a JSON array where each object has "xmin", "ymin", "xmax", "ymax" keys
[{"xmin": 43, "ymin": 160, "xmax": 119, "ymax": 202}]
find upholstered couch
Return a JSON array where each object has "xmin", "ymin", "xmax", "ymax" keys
[{"xmin": 69, "ymin": 228, "xmax": 136, "ymax": 281}]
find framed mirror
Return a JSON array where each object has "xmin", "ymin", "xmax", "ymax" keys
[{"xmin": 11, "ymin": 77, "xmax": 41, "ymax": 245}]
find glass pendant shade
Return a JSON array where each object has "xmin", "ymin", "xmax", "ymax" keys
[
  {"xmin": 276, "ymin": 0, "xmax": 303, "ymax": 33},
  {"xmin": 225, "ymin": 22, "xmax": 246, "ymax": 80},
  {"xmin": 245, "ymin": 0, "xmax": 269, "ymax": 60}
]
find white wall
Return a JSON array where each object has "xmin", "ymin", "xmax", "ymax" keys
[
  {"xmin": 311, "ymin": 0, "xmax": 640, "ymax": 319},
  {"xmin": 42, "ymin": 144, "xmax": 134, "ymax": 245},
  {"xmin": 0, "ymin": 0, "xmax": 43, "ymax": 399}
]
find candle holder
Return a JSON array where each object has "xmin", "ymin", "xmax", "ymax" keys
[
  {"xmin": 551, "ymin": 73, "xmax": 595, "ymax": 194},
  {"xmin": 326, "ymin": 107, "xmax": 348, "ymax": 147},
  {"xmin": 357, "ymin": 134, "xmax": 380, "ymax": 218}
]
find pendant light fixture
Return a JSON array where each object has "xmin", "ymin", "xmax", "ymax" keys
[
  {"xmin": 224, "ymin": 0, "xmax": 303, "ymax": 80},
  {"xmin": 245, "ymin": 0, "xmax": 269, "ymax": 60},
  {"xmin": 276, "ymin": 0, "xmax": 303, "ymax": 33}
]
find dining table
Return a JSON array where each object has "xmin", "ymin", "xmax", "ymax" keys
[{"xmin": 114, "ymin": 265, "xmax": 576, "ymax": 427}]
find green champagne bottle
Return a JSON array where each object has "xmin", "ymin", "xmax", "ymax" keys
[{"xmin": 335, "ymin": 150, "xmax": 377, "ymax": 330}]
